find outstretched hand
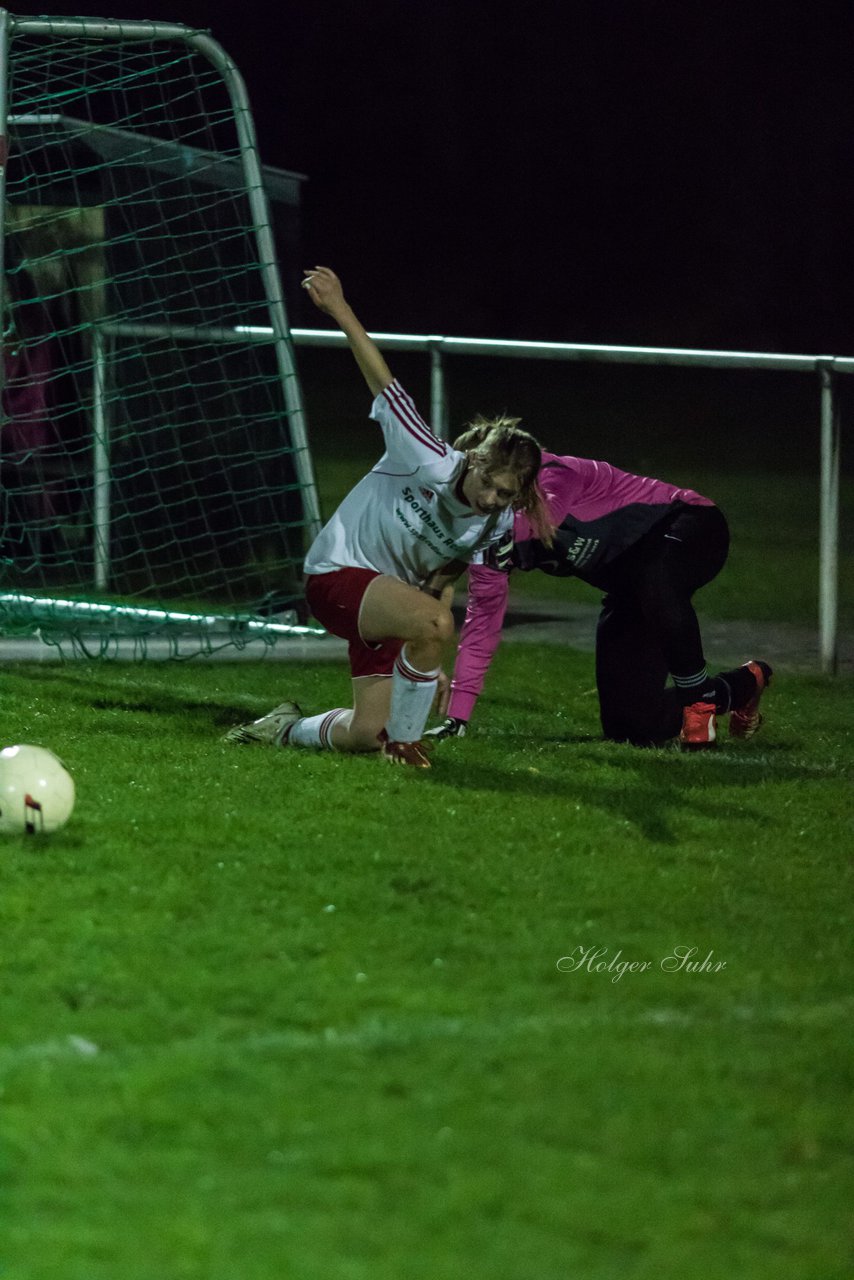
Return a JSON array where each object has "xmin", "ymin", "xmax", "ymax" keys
[
  {"xmin": 302, "ymin": 266, "xmax": 346, "ymax": 318},
  {"xmin": 301, "ymin": 264, "xmax": 393, "ymax": 396}
]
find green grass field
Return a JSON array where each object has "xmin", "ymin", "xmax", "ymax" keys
[
  {"xmin": 2, "ymin": 648, "xmax": 852, "ymax": 1279},
  {"xmin": 2, "ymin": 357, "xmax": 852, "ymax": 1276}
]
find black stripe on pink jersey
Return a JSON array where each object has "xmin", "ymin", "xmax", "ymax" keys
[{"xmin": 383, "ymin": 380, "xmax": 447, "ymax": 457}]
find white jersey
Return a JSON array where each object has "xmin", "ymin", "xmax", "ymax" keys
[{"xmin": 303, "ymin": 380, "xmax": 513, "ymax": 585}]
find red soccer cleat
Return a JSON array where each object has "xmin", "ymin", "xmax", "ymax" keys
[
  {"xmin": 679, "ymin": 701, "xmax": 717, "ymax": 751},
  {"xmin": 729, "ymin": 660, "xmax": 772, "ymax": 739},
  {"xmin": 377, "ymin": 729, "xmax": 432, "ymax": 768}
]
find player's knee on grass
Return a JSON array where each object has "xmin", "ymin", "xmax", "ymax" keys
[{"xmin": 600, "ymin": 707, "xmax": 680, "ymax": 748}]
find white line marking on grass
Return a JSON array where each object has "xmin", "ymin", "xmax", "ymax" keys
[
  {"xmin": 670, "ymin": 753, "xmax": 845, "ymax": 776},
  {"xmin": 0, "ymin": 1034, "xmax": 100, "ymax": 1072},
  {"xmin": 2, "ymin": 1000, "xmax": 852, "ymax": 1077}
]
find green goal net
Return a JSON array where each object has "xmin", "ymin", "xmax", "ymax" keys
[{"xmin": 0, "ymin": 12, "xmax": 323, "ymax": 657}]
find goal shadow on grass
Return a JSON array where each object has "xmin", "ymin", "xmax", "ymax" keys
[
  {"xmin": 426, "ymin": 746, "xmax": 825, "ymax": 845},
  {"xmin": 7, "ymin": 665, "xmax": 256, "ymax": 728}
]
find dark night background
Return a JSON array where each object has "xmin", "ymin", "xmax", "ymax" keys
[{"xmin": 9, "ymin": 0, "xmax": 853, "ymax": 356}]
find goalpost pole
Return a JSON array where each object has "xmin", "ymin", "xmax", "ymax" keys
[
  {"xmin": 0, "ymin": 9, "xmax": 11, "ymax": 433},
  {"xmin": 186, "ymin": 29, "xmax": 323, "ymax": 540},
  {"xmin": 91, "ymin": 325, "xmax": 111, "ymax": 591},
  {"xmin": 8, "ymin": 11, "xmax": 323, "ymax": 548}
]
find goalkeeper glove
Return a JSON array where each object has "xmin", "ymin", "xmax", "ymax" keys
[{"xmin": 423, "ymin": 717, "xmax": 467, "ymax": 740}]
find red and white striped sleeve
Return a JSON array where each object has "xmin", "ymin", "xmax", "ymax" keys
[{"xmin": 370, "ymin": 379, "xmax": 449, "ymax": 468}]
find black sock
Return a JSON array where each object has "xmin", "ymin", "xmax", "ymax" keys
[
  {"xmin": 673, "ymin": 675, "xmax": 733, "ymax": 713},
  {"xmin": 673, "ymin": 668, "xmax": 712, "ymax": 706},
  {"xmin": 714, "ymin": 662, "xmax": 770, "ymax": 711}
]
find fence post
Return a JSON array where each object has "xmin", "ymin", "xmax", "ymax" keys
[
  {"xmin": 818, "ymin": 362, "xmax": 840, "ymax": 675},
  {"xmin": 429, "ymin": 339, "xmax": 447, "ymax": 439}
]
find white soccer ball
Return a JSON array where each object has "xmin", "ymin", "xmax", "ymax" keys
[{"xmin": 0, "ymin": 744, "xmax": 75, "ymax": 834}]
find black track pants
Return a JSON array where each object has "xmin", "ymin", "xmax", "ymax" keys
[{"xmin": 594, "ymin": 505, "xmax": 730, "ymax": 744}]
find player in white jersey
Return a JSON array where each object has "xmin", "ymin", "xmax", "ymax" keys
[{"xmin": 226, "ymin": 266, "xmax": 550, "ymax": 767}]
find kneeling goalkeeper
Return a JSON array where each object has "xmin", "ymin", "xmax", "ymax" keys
[{"xmin": 428, "ymin": 447, "xmax": 771, "ymax": 749}]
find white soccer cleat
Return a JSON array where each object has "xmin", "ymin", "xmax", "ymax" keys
[
  {"xmin": 423, "ymin": 717, "xmax": 467, "ymax": 740},
  {"xmin": 224, "ymin": 701, "xmax": 302, "ymax": 747}
]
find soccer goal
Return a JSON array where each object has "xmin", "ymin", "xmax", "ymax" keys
[{"xmin": 0, "ymin": 11, "xmax": 323, "ymax": 657}]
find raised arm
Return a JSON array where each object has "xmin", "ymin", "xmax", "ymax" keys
[{"xmin": 302, "ymin": 266, "xmax": 392, "ymax": 398}]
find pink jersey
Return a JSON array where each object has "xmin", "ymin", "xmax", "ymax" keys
[
  {"xmin": 448, "ymin": 452, "xmax": 714, "ymax": 721},
  {"xmin": 511, "ymin": 453, "xmax": 712, "ymax": 576}
]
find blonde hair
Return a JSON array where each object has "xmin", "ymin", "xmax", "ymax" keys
[{"xmin": 454, "ymin": 415, "xmax": 554, "ymax": 547}]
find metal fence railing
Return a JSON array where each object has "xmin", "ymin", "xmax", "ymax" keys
[{"xmin": 292, "ymin": 329, "xmax": 850, "ymax": 676}]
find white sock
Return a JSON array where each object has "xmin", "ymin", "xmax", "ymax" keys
[
  {"xmin": 288, "ymin": 708, "xmax": 351, "ymax": 751},
  {"xmin": 385, "ymin": 646, "xmax": 439, "ymax": 743}
]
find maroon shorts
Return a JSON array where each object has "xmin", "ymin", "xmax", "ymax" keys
[{"xmin": 305, "ymin": 569, "xmax": 403, "ymax": 678}]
